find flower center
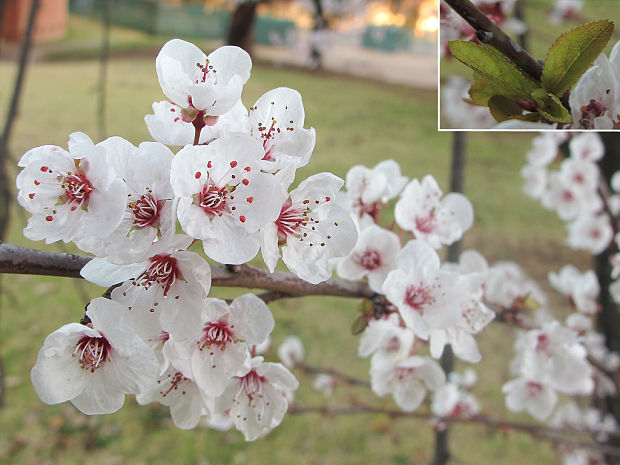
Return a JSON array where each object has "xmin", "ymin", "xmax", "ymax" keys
[
  {"xmin": 74, "ymin": 335, "xmax": 111, "ymax": 372},
  {"xmin": 580, "ymin": 99, "xmax": 607, "ymax": 129},
  {"xmin": 143, "ymin": 254, "xmax": 179, "ymax": 296},
  {"xmin": 405, "ymin": 284, "xmax": 434, "ymax": 312},
  {"xmin": 198, "ymin": 320, "xmax": 235, "ymax": 350},
  {"xmin": 199, "ymin": 183, "xmax": 229, "ymax": 218},
  {"xmin": 195, "ymin": 59, "xmax": 215, "ymax": 84},
  {"xmin": 131, "ymin": 192, "xmax": 162, "ymax": 229},
  {"xmin": 276, "ymin": 203, "xmax": 309, "ymax": 241},
  {"xmin": 535, "ymin": 333, "xmax": 551, "ymax": 355},
  {"xmin": 161, "ymin": 372, "xmax": 191, "ymax": 397},
  {"xmin": 415, "ymin": 213, "xmax": 437, "ymax": 234},
  {"xmin": 61, "ymin": 171, "xmax": 93, "ymax": 209},
  {"xmin": 359, "ymin": 249, "xmax": 381, "ymax": 270},
  {"xmin": 526, "ymin": 381, "xmax": 543, "ymax": 397},
  {"xmin": 239, "ymin": 369, "xmax": 265, "ymax": 403}
]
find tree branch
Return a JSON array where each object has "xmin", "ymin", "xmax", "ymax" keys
[
  {"xmin": 296, "ymin": 362, "xmax": 371, "ymax": 388},
  {"xmin": 443, "ymin": 0, "xmax": 543, "ymax": 81},
  {"xmin": 0, "ymin": 243, "xmax": 374, "ymax": 300},
  {"xmin": 288, "ymin": 403, "xmax": 620, "ymax": 456}
]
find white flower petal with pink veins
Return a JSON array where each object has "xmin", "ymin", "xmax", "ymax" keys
[
  {"xmin": 213, "ymin": 356, "xmax": 298, "ymax": 441},
  {"xmin": 81, "ymin": 235, "xmax": 212, "ymax": 342},
  {"xmin": 519, "ymin": 322, "xmax": 594, "ymax": 395},
  {"xmin": 176, "ymin": 294, "xmax": 275, "ymax": 398},
  {"xmin": 344, "ymin": 160, "xmax": 408, "ymax": 218},
  {"xmin": 358, "ymin": 313, "xmax": 415, "ymax": 368},
  {"xmin": 566, "ymin": 213, "xmax": 613, "ymax": 255},
  {"xmin": 541, "ymin": 170, "xmax": 601, "ymax": 221},
  {"xmin": 383, "ymin": 240, "xmax": 467, "ymax": 340},
  {"xmin": 526, "ymin": 133, "xmax": 562, "ymax": 167},
  {"xmin": 171, "ymin": 134, "xmax": 285, "ymax": 264},
  {"xmin": 30, "ymin": 297, "xmax": 159, "ymax": 415},
  {"xmin": 337, "ymin": 224, "xmax": 401, "ymax": 293},
  {"xmin": 156, "ymin": 39, "xmax": 251, "ymax": 117},
  {"xmin": 569, "ymin": 41, "xmax": 620, "ymax": 129},
  {"xmin": 521, "ymin": 163, "xmax": 548, "ymax": 199},
  {"xmin": 76, "ymin": 137, "xmax": 176, "ymax": 264},
  {"xmin": 370, "ymin": 355, "xmax": 445, "ymax": 412},
  {"xmin": 16, "ymin": 132, "xmax": 126, "ymax": 245},
  {"xmin": 145, "ymin": 99, "xmax": 250, "ymax": 146},
  {"xmin": 277, "ymin": 335, "xmax": 304, "ymax": 368},
  {"xmin": 248, "ymin": 87, "xmax": 316, "ymax": 176},
  {"xmin": 502, "ymin": 377, "xmax": 557, "ymax": 421},
  {"xmin": 394, "ymin": 175, "xmax": 473, "ymax": 249},
  {"xmin": 261, "ymin": 172, "xmax": 357, "ymax": 284},
  {"xmin": 136, "ymin": 365, "xmax": 207, "ymax": 430},
  {"xmin": 431, "ymin": 383, "xmax": 480, "ymax": 419},
  {"xmin": 548, "ymin": 265, "xmax": 600, "ymax": 315},
  {"xmin": 569, "ymin": 133, "xmax": 605, "ymax": 161}
]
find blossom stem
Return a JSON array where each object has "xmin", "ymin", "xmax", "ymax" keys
[
  {"xmin": 192, "ymin": 112, "xmax": 206, "ymax": 146},
  {"xmin": 443, "ymin": 0, "xmax": 543, "ymax": 81}
]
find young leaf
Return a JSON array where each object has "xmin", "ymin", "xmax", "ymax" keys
[
  {"xmin": 541, "ymin": 19, "xmax": 614, "ymax": 96},
  {"xmin": 488, "ymin": 95, "xmax": 524, "ymax": 122},
  {"xmin": 467, "ymin": 77, "xmax": 506, "ymax": 106},
  {"xmin": 448, "ymin": 40, "xmax": 541, "ymax": 100},
  {"xmin": 531, "ymin": 88, "xmax": 572, "ymax": 123}
]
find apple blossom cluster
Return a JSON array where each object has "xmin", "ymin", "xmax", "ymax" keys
[
  {"xmin": 19, "ymin": 38, "xmax": 375, "ymax": 441},
  {"xmin": 521, "ymin": 132, "xmax": 613, "ymax": 255},
  {"xmin": 16, "ymin": 37, "xmax": 487, "ymax": 438},
  {"xmin": 521, "ymin": 132, "xmax": 620, "ymax": 307},
  {"xmin": 498, "ymin": 261, "xmax": 620, "ymax": 435}
]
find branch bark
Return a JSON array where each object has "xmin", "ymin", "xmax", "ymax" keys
[
  {"xmin": 443, "ymin": 0, "xmax": 543, "ymax": 81},
  {"xmin": 0, "ymin": 243, "xmax": 374, "ymax": 300}
]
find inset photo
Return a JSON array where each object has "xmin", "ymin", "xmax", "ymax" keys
[{"xmin": 439, "ymin": 0, "xmax": 620, "ymax": 130}]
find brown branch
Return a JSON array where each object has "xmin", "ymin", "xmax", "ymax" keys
[
  {"xmin": 443, "ymin": 0, "xmax": 543, "ymax": 81},
  {"xmin": 288, "ymin": 403, "xmax": 620, "ymax": 456},
  {"xmin": 296, "ymin": 362, "xmax": 371, "ymax": 388},
  {"xmin": 0, "ymin": 243, "xmax": 374, "ymax": 300}
]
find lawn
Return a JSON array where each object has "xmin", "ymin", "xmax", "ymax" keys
[{"xmin": 0, "ymin": 21, "xmax": 582, "ymax": 465}]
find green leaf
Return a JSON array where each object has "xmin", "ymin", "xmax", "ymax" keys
[
  {"xmin": 467, "ymin": 78, "xmax": 505, "ymax": 106},
  {"xmin": 448, "ymin": 40, "xmax": 540, "ymax": 100},
  {"xmin": 531, "ymin": 88, "xmax": 572, "ymax": 123},
  {"xmin": 351, "ymin": 314, "xmax": 368, "ymax": 335},
  {"xmin": 488, "ymin": 95, "xmax": 524, "ymax": 122},
  {"xmin": 541, "ymin": 19, "xmax": 614, "ymax": 95}
]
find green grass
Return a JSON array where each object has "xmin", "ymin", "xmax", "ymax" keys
[{"xmin": 0, "ymin": 35, "xmax": 581, "ymax": 465}]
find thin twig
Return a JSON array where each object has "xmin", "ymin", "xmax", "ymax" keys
[
  {"xmin": 288, "ymin": 403, "xmax": 620, "ymax": 456},
  {"xmin": 296, "ymin": 362, "xmax": 371, "ymax": 388},
  {"xmin": 443, "ymin": 0, "xmax": 543, "ymax": 81}
]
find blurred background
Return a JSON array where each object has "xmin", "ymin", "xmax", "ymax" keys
[{"xmin": 0, "ymin": 1, "xmax": 586, "ymax": 464}]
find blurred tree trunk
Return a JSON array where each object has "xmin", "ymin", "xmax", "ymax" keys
[
  {"xmin": 227, "ymin": 1, "xmax": 258, "ymax": 57},
  {"xmin": 596, "ymin": 133, "xmax": 620, "ymax": 463},
  {"xmin": 308, "ymin": 0, "xmax": 327, "ymax": 70},
  {"xmin": 430, "ymin": 132, "xmax": 467, "ymax": 465}
]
